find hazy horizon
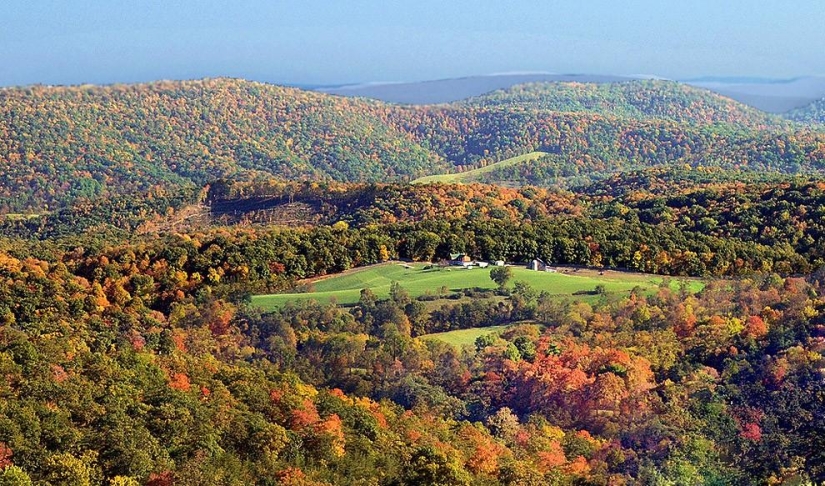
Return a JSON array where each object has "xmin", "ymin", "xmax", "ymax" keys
[{"xmin": 3, "ymin": 1, "xmax": 825, "ymax": 88}]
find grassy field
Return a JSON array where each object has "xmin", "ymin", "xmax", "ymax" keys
[
  {"xmin": 420, "ymin": 326, "xmax": 511, "ymax": 347},
  {"xmin": 412, "ymin": 151, "xmax": 549, "ymax": 184},
  {"xmin": 251, "ymin": 262, "xmax": 703, "ymax": 311},
  {"xmin": 1, "ymin": 213, "xmax": 43, "ymax": 221}
]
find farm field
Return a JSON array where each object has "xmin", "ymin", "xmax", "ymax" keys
[
  {"xmin": 412, "ymin": 151, "xmax": 549, "ymax": 184},
  {"xmin": 420, "ymin": 325, "xmax": 511, "ymax": 347},
  {"xmin": 251, "ymin": 262, "xmax": 703, "ymax": 310}
]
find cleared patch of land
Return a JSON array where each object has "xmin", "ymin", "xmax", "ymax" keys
[
  {"xmin": 251, "ymin": 262, "xmax": 702, "ymax": 310},
  {"xmin": 412, "ymin": 151, "xmax": 549, "ymax": 184},
  {"xmin": 420, "ymin": 325, "xmax": 511, "ymax": 347},
  {"xmin": 1, "ymin": 213, "xmax": 44, "ymax": 221}
]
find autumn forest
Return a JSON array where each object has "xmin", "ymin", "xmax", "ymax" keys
[{"xmin": 0, "ymin": 78, "xmax": 824, "ymax": 485}]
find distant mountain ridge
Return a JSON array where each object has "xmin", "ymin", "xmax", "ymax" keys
[
  {"xmin": 317, "ymin": 73, "xmax": 825, "ymax": 113},
  {"xmin": 688, "ymin": 76, "xmax": 825, "ymax": 113},
  {"xmin": 318, "ymin": 73, "xmax": 641, "ymax": 105},
  {"xmin": 785, "ymin": 97, "xmax": 825, "ymax": 125}
]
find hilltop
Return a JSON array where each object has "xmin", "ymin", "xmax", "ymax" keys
[{"xmin": 463, "ymin": 80, "xmax": 782, "ymax": 127}]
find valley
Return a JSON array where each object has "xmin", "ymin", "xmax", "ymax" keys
[
  {"xmin": 6, "ymin": 1, "xmax": 825, "ymax": 483},
  {"xmin": 1, "ymin": 75, "xmax": 825, "ymax": 485}
]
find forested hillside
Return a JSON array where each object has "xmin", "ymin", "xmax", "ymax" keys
[
  {"xmin": 4, "ymin": 174, "xmax": 821, "ymax": 276},
  {"xmin": 462, "ymin": 80, "xmax": 783, "ymax": 127},
  {"xmin": 0, "ymin": 80, "xmax": 444, "ymax": 212},
  {"xmin": 1, "ymin": 180, "xmax": 825, "ymax": 483},
  {"xmin": 7, "ymin": 1, "xmax": 825, "ymax": 482},
  {"xmin": 2, "ymin": 78, "xmax": 825, "ymax": 212}
]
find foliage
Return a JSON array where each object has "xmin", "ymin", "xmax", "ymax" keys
[
  {"xmin": 0, "ymin": 203, "xmax": 824, "ymax": 483},
  {"xmin": 2, "ymin": 78, "xmax": 824, "ymax": 213},
  {"xmin": 463, "ymin": 80, "xmax": 782, "ymax": 127},
  {"xmin": 490, "ymin": 266, "xmax": 514, "ymax": 289},
  {"xmin": 2, "ymin": 78, "xmax": 825, "ymax": 484}
]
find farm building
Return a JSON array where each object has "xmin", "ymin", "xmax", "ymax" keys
[
  {"xmin": 449, "ymin": 253, "xmax": 473, "ymax": 266},
  {"xmin": 528, "ymin": 258, "xmax": 546, "ymax": 271},
  {"xmin": 527, "ymin": 258, "xmax": 556, "ymax": 272}
]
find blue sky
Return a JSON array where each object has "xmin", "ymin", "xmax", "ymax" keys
[{"xmin": 1, "ymin": 0, "xmax": 823, "ymax": 87}]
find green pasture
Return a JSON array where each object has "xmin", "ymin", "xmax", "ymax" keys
[
  {"xmin": 251, "ymin": 262, "xmax": 701, "ymax": 311},
  {"xmin": 412, "ymin": 151, "xmax": 549, "ymax": 184},
  {"xmin": 420, "ymin": 326, "xmax": 511, "ymax": 347}
]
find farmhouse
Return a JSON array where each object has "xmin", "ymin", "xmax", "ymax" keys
[{"xmin": 449, "ymin": 253, "xmax": 473, "ymax": 267}]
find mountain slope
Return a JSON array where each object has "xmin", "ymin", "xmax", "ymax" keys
[
  {"xmin": 395, "ymin": 105, "xmax": 825, "ymax": 186},
  {"xmin": 1, "ymin": 77, "xmax": 824, "ymax": 213},
  {"xmin": 319, "ymin": 73, "xmax": 825, "ymax": 114},
  {"xmin": 412, "ymin": 152, "xmax": 550, "ymax": 184},
  {"xmin": 0, "ymin": 79, "xmax": 447, "ymax": 211}
]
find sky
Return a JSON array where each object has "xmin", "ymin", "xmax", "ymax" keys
[{"xmin": 1, "ymin": 0, "xmax": 824, "ymax": 87}]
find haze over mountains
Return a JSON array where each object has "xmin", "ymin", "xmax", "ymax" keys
[
  {"xmin": 319, "ymin": 73, "xmax": 825, "ymax": 113},
  {"xmin": 689, "ymin": 76, "xmax": 825, "ymax": 113},
  {"xmin": 318, "ymin": 73, "xmax": 639, "ymax": 105}
]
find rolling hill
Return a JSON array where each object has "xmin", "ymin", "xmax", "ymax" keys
[
  {"xmin": 463, "ymin": 80, "xmax": 783, "ymax": 127},
  {"xmin": 320, "ymin": 73, "xmax": 825, "ymax": 113},
  {"xmin": 2, "ymin": 77, "xmax": 825, "ymax": 213},
  {"xmin": 0, "ymin": 79, "xmax": 447, "ymax": 212},
  {"xmin": 4, "ymin": 73, "xmax": 825, "ymax": 486}
]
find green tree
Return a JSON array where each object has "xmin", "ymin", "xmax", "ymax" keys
[
  {"xmin": 490, "ymin": 266, "xmax": 513, "ymax": 289},
  {"xmin": 390, "ymin": 281, "xmax": 411, "ymax": 307},
  {"xmin": 401, "ymin": 445, "xmax": 472, "ymax": 486},
  {"xmin": 0, "ymin": 466, "xmax": 33, "ymax": 486},
  {"xmin": 44, "ymin": 452, "xmax": 100, "ymax": 486}
]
